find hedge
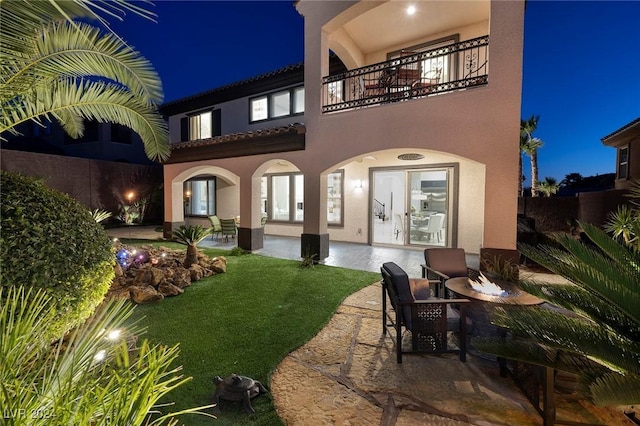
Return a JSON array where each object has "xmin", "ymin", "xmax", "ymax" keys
[{"xmin": 0, "ymin": 171, "xmax": 114, "ymax": 339}]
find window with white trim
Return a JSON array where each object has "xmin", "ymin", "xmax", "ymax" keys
[
  {"xmin": 618, "ymin": 146, "xmax": 629, "ymax": 180},
  {"xmin": 190, "ymin": 111, "xmax": 212, "ymax": 140},
  {"xmin": 250, "ymin": 86, "xmax": 304, "ymax": 123},
  {"xmin": 263, "ymin": 173, "xmax": 303, "ymax": 223}
]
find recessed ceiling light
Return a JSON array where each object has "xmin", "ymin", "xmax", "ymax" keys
[
  {"xmin": 398, "ymin": 153, "xmax": 424, "ymax": 161},
  {"xmin": 406, "ymin": 5, "xmax": 416, "ymax": 15}
]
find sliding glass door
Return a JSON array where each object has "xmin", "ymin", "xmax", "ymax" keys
[{"xmin": 372, "ymin": 167, "xmax": 452, "ymax": 247}]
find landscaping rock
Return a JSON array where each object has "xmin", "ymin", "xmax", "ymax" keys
[
  {"xmin": 158, "ymin": 281, "xmax": 184, "ymax": 297},
  {"xmin": 211, "ymin": 256, "xmax": 227, "ymax": 273},
  {"xmin": 172, "ymin": 268, "xmax": 192, "ymax": 288},
  {"xmin": 129, "ymin": 285, "xmax": 164, "ymax": 304},
  {"xmin": 107, "ymin": 242, "xmax": 225, "ymax": 303},
  {"xmin": 189, "ymin": 264, "xmax": 205, "ymax": 281}
]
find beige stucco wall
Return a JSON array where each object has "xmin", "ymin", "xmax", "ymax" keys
[{"xmin": 297, "ymin": 0, "xmax": 523, "ymax": 252}]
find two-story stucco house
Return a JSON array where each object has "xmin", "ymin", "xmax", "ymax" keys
[{"xmin": 161, "ymin": 0, "xmax": 525, "ymax": 263}]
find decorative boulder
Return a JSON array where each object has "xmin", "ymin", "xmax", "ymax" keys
[
  {"xmin": 172, "ymin": 268, "xmax": 192, "ymax": 288},
  {"xmin": 129, "ymin": 285, "xmax": 164, "ymax": 304},
  {"xmin": 158, "ymin": 281, "xmax": 184, "ymax": 297},
  {"xmin": 211, "ymin": 256, "xmax": 227, "ymax": 273},
  {"xmin": 189, "ymin": 264, "xmax": 205, "ymax": 281}
]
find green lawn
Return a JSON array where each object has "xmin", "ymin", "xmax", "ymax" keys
[{"xmin": 125, "ymin": 243, "xmax": 380, "ymax": 425}]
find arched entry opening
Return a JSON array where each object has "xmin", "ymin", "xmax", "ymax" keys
[
  {"xmin": 164, "ymin": 165, "xmax": 239, "ymax": 238},
  {"xmin": 320, "ymin": 148, "xmax": 485, "ymax": 253}
]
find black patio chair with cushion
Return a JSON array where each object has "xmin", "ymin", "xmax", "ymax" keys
[
  {"xmin": 421, "ymin": 248, "xmax": 480, "ymax": 298},
  {"xmin": 381, "ymin": 262, "xmax": 469, "ymax": 363}
]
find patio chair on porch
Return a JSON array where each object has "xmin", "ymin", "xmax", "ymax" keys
[
  {"xmin": 421, "ymin": 248, "xmax": 480, "ymax": 297},
  {"xmin": 219, "ymin": 218, "xmax": 237, "ymax": 243},
  {"xmin": 381, "ymin": 262, "xmax": 469, "ymax": 363},
  {"xmin": 208, "ymin": 215, "xmax": 222, "ymax": 240}
]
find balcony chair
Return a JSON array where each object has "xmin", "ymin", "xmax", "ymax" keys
[
  {"xmin": 362, "ymin": 69, "xmax": 393, "ymax": 98},
  {"xmin": 394, "ymin": 50, "xmax": 422, "ymax": 88},
  {"xmin": 208, "ymin": 215, "xmax": 222, "ymax": 240},
  {"xmin": 412, "ymin": 67, "xmax": 443, "ymax": 96},
  {"xmin": 381, "ymin": 262, "xmax": 469, "ymax": 363},
  {"xmin": 219, "ymin": 218, "xmax": 237, "ymax": 243},
  {"xmin": 421, "ymin": 248, "xmax": 480, "ymax": 298}
]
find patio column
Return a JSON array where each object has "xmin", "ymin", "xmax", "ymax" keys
[
  {"xmin": 301, "ymin": 171, "xmax": 329, "ymax": 262},
  {"xmin": 237, "ymin": 172, "xmax": 264, "ymax": 251}
]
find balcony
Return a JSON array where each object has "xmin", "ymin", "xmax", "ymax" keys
[{"xmin": 322, "ymin": 35, "xmax": 489, "ymax": 113}]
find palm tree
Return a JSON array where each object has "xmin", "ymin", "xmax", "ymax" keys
[
  {"xmin": 537, "ymin": 176, "xmax": 559, "ymax": 197},
  {"xmin": 0, "ymin": 1, "xmax": 170, "ymax": 161},
  {"xmin": 474, "ymin": 222, "xmax": 640, "ymax": 406},
  {"xmin": 519, "ymin": 115, "xmax": 545, "ymax": 197},
  {"xmin": 605, "ymin": 180, "xmax": 640, "ymax": 252},
  {"xmin": 172, "ymin": 225, "xmax": 212, "ymax": 267}
]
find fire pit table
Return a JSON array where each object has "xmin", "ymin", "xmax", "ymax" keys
[{"xmin": 445, "ymin": 275, "xmax": 544, "ymax": 358}]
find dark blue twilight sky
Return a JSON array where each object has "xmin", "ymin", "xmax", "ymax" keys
[{"xmin": 108, "ymin": 1, "xmax": 640, "ymax": 185}]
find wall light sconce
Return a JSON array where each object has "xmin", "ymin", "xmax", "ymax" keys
[{"xmin": 354, "ymin": 179, "xmax": 363, "ymax": 189}]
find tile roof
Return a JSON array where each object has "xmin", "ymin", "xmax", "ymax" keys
[
  {"xmin": 601, "ymin": 117, "xmax": 640, "ymax": 142},
  {"xmin": 161, "ymin": 63, "xmax": 304, "ymax": 113},
  {"xmin": 171, "ymin": 123, "xmax": 306, "ymax": 150}
]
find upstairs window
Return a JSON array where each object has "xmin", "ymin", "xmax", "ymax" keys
[
  {"xmin": 180, "ymin": 109, "xmax": 221, "ymax": 142},
  {"xmin": 190, "ymin": 111, "xmax": 211, "ymax": 140},
  {"xmin": 618, "ymin": 146, "xmax": 629, "ymax": 180},
  {"xmin": 250, "ymin": 86, "xmax": 304, "ymax": 123}
]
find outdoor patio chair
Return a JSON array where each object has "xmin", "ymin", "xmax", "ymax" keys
[
  {"xmin": 261, "ymin": 215, "xmax": 267, "ymax": 240},
  {"xmin": 421, "ymin": 248, "xmax": 480, "ymax": 297},
  {"xmin": 381, "ymin": 262, "xmax": 469, "ymax": 363},
  {"xmin": 208, "ymin": 215, "xmax": 222, "ymax": 240},
  {"xmin": 219, "ymin": 218, "xmax": 237, "ymax": 243}
]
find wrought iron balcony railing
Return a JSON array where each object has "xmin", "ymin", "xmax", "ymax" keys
[{"xmin": 322, "ymin": 35, "xmax": 489, "ymax": 113}]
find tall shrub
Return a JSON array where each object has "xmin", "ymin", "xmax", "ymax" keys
[{"xmin": 0, "ymin": 171, "xmax": 114, "ymax": 339}]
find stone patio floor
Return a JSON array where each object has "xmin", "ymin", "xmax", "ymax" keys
[{"xmin": 271, "ymin": 284, "xmax": 632, "ymax": 426}]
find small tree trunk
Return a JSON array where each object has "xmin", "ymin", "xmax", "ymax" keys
[
  {"xmin": 518, "ymin": 153, "xmax": 524, "ymax": 197},
  {"xmin": 184, "ymin": 244, "xmax": 198, "ymax": 267},
  {"xmin": 530, "ymin": 152, "xmax": 539, "ymax": 197}
]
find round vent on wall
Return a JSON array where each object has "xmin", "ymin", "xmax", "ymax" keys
[{"xmin": 397, "ymin": 153, "xmax": 424, "ymax": 161}]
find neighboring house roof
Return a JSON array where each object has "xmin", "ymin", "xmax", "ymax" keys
[
  {"xmin": 601, "ymin": 117, "xmax": 640, "ymax": 146},
  {"xmin": 164, "ymin": 123, "xmax": 306, "ymax": 164}
]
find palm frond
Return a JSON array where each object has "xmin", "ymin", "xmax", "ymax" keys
[
  {"xmin": 489, "ymin": 306, "xmax": 640, "ymax": 375},
  {"xmin": 587, "ymin": 371, "xmax": 640, "ymax": 406},
  {"xmin": 519, "ymin": 235, "xmax": 639, "ymax": 324},
  {"xmin": 1, "ymin": 78, "xmax": 169, "ymax": 161},
  {"xmin": 172, "ymin": 225, "xmax": 212, "ymax": 246},
  {"xmin": 518, "ymin": 279, "xmax": 640, "ymax": 341},
  {"xmin": 2, "ymin": 20, "xmax": 163, "ymax": 103}
]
